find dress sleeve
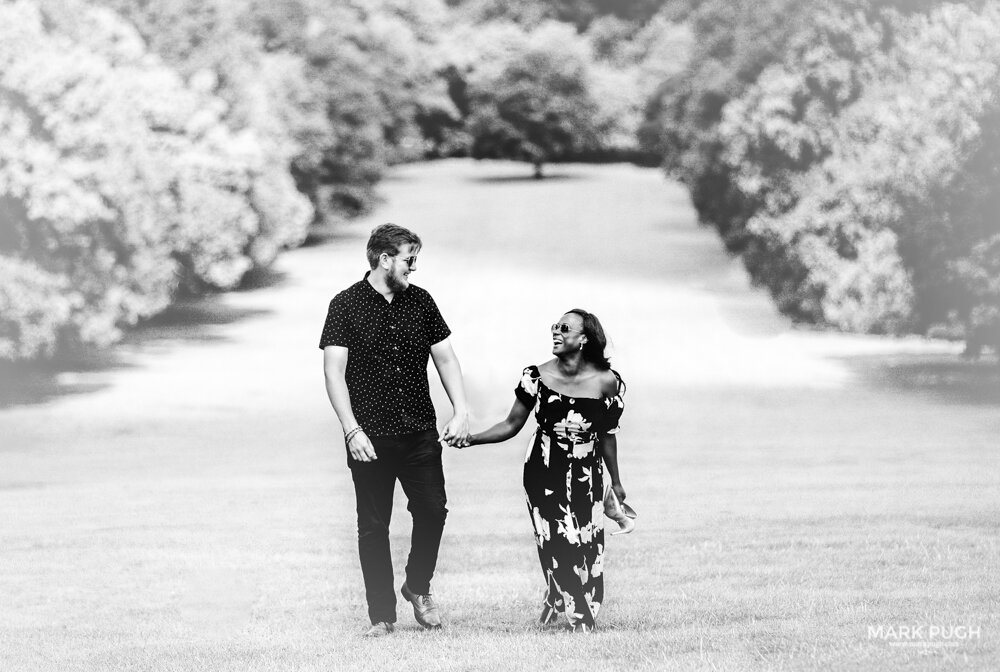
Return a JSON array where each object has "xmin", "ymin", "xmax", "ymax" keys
[
  {"xmin": 603, "ymin": 369, "xmax": 626, "ymax": 434},
  {"xmin": 514, "ymin": 365, "xmax": 540, "ymax": 408}
]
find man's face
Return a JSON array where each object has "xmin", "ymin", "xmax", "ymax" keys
[{"xmin": 385, "ymin": 243, "xmax": 419, "ymax": 292}]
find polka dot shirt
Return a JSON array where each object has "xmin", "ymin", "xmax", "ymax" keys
[{"xmin": 319, "ymin": 272, "xmax": 452, "ymax": 437}]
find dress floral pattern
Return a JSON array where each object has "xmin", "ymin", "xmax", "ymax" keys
[{"xmin": 515, "ymin": 365, "xmax": 625, "ymax": 629}]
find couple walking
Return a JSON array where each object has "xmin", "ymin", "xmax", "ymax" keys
[{"xmin": 319, "ymin": 224, "xmax": 628, "ymax": 636}]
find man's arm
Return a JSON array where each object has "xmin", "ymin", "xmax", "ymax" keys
[
  {"xmin": 429, "ymin": 337, "xmax": 470, "ymax": 444},
  {"xmin": 323, "ymin": 346, "xmax": 377, "ymax": 461}
]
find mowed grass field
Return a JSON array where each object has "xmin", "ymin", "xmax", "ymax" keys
[{"xmin": 1, "ymin": 160, "xmax": 998, "ymax": 671}]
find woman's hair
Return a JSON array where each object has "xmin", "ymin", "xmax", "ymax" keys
[
  {"xmin": 566, "ymin": 308, "xmax": 611, "ymax": 370},
  {"xmin": 367, "ymin": 223, "xmax": 422, "ymax": 269}
]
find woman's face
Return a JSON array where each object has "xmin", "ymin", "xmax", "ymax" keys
[{"xmin": 551, "ymin": 312, "xmax": 586, "ymax": 356}]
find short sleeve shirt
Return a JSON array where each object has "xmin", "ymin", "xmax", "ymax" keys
[{"xmin": 319, "ymin": 273, "xmax": 451, "ymax": 437}]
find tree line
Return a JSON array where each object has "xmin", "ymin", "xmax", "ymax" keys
[
  {"xmin": 642, "ymin": 0, "xmax": 1000, "ymax": 355},
  {"xmin": 2, "ymin": 0, "xmax": 998, "ymax": 360}
]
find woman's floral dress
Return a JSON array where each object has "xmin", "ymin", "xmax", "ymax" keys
[{"xmin": 515, "ymin": 365, "xmax": 625, "ymax": 629}]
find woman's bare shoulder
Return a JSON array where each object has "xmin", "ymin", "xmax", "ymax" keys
[{"xmin": 598, "ymin": 368, "xmax": 620, "ymax": 396}]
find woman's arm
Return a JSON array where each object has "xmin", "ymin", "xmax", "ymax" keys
[
  {"xmin": 461, "ymin": 399, "xmax": 531, "ymax": 447},
  {"xmin": 598, "ymin": 433, "xmax": 626, "ymax": 502}
]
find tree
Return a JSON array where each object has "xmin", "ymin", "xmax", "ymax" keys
[
  {"xmin": 462, "ymin": 22, "xmax": 606, "ymax": 177},
  {"xmin": 446, "ymin": 0, "xmax": 665, "ymax": 30},
  {"xmin": 0, "ymin": 0, "xmax": 310, "ymax": 360},
  {"xmin": 298, "ymin": 0, "xmax": 455, "ymax": 213},
  {"xmin": 660, "ymin": 0, "xmax": 1000, "ymax": 349},
  {"xmin": 99, "ymin": 0, "xmax": 456, "ymax": 220},
  {"xmin": 639, "ymin": 0, "xmax": 819, "ymax": 250}
]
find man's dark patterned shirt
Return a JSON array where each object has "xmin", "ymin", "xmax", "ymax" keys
[{"xmin": 319, "ymin": 273, "xmax": 451, "ymax": 437}]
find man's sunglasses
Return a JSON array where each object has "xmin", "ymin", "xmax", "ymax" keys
[{"xmin": 391, "ymin": 254, "xmax": 418, "ymax": 267}]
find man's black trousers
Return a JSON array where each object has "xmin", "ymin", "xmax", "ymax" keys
[{"xmin": 348, "ymin": 429, "xmax": 447, "ymax": 625}]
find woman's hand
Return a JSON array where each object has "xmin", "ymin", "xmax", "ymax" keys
[
  {"xmin": 441, "ymin": 412, "xmax": 469, "ymax": 447},
  {"xmin": 446, "ymin": 433, "xmax": 473, "ymax": 449},
  {"xmin": 612, "ymin": 482, "xmax": 626, "ymax": 503}
]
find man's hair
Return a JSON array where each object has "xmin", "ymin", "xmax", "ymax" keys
[{"xmin": 366, "ymin": 223, "xmax": 422, "ymax": 269}]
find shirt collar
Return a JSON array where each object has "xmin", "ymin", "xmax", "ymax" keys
[{"xmin": 361, "ymin": 271, "xmax": 409, "ymax": 302}]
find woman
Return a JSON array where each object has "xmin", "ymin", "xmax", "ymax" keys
[{"xmin": 454, "ymin": 309, "xmax": 626, "ymax": 631}]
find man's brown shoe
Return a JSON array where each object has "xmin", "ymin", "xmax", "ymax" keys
[
  {"xmin": 363, "ymin": 622, "xmax": 395, "ymax": 638},
  {"xmin": 400, "ymin": 581, "xmax": 442, "ymax": 629}
]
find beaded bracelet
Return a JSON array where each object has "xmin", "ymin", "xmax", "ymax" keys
[{"xmin": 344, "ymin": 427, "xmax": 364, "ymax": 444}]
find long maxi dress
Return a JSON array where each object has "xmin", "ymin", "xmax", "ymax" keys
[{"xmin": 514, "ymin": 365, "xmax": 626, "ymax": 630}]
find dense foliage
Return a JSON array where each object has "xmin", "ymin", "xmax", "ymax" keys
[
  {"xmin": 3, "ymin": 0, "xmax": 997, "ymax": 360},
  {"xmin": 434, "ymin": 9, "xmax": 677, "ymax": 175},
  {"xmin": 0, "ymin": 0, "xmax": 311, "ymax": 359},
  {"xmin": 442, "ymin": 22, "xmax": 601, "ymax": 176},
  {"xmin": 643, "ymin": 0, "xmax": 1000, "ymax": 351},
  {"xmin": 446, "ymin": 0, "xmax": 665, "ymax": 30},
  {"xmin": 0, "ymin": 0, "xmax": 456, "ymax": 360},
  {"xmin": 98, "ymin": 0, "xmax": 455, "ymax": 219}
]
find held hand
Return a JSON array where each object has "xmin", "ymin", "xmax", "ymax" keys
[
  {"xmin": 441, "ymin": 413, "xmax": 470, "ymax": 448},
  {"xmin": 612, "ymin": 483, "xmax": 627, "ymax": 503},
  {"xmin": 346, "ymin": 431, "xmax": 377, "ymax": 462},
  {"xmin": 446, "ymin": 432, "xmax": 472, "ymax": 449}
]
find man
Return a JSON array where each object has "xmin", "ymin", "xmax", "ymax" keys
[{"xmin": 320, "ymin": 223, "xmax": 470, "ymax": 638}]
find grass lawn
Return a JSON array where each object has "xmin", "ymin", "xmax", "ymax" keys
[{"xmin": 1, "ymin": 160, "xmax": 997, "ymax": 671}]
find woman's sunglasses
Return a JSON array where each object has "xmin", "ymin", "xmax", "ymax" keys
[{"xmin": 551, "ymin": 323, "xmax": 583, "ymax": 335}]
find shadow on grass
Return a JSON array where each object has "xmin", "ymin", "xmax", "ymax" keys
[
  {"xmin": 844, "ymin": 353, "xmax": 1000, "ymax": 406},
  {"xmin": 126, "ymin": 297, "xmax": 272, "ymax": 343},
  {"xmin": 234, "ymin": 265, "xmax": 289, "ymax": 292},
  {"xmin": 0, "ymin": 296, "xmax": 272, "ymax": 409},
  {"xmin": 0, "ymin": 355, "xmax": 118, "ymax": 408},
  {"xmin": 467, "ymin": 173, "xmax": 585, "ymax": 184}
]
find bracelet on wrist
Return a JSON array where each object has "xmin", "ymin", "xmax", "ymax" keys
[{"xmin": 344, "ymin": 427, "xmax": 363, "ymax": 443}]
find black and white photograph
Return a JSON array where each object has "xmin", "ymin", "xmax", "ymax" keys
[{"xmin": 1, "ymin": 0, "xmax": 998, "ymax": 669}]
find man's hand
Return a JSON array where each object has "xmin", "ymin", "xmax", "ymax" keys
[
  {"xmin": 346, "ymin": 430, "xmax": 378, "ymax": 462},
  {"xmin": 430, "ymin": 338, "xmax": 471, "ymax": 448},
  {"xmin": 445, "ymin": 433, "xmax": 472, "ymax": 449},
  {"xmin": 441, "ymin": 413, "xmax": 469, "ymax": 448}
]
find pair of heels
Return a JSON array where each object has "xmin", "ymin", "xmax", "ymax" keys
[{"xmin": 604, "ymin": 487, "xmax": 637, "ymax": 535}]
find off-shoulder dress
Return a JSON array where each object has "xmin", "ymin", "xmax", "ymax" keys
[{"xmin": 514, "ymin": 364, "xmax": 625, "ymax": 630}]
